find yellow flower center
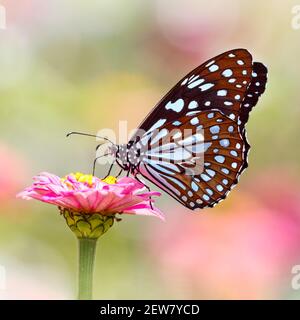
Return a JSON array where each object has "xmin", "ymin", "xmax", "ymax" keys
[
  {"xmin": 74, "ymin": 172, "xmax": 94, "ymax": 186},
  {"xmin": 61, "ymin": 173, "xmax": 117, "ymax": 188},
  {"xmin": 102, "ymin": 176, "xmax": 117, "ymax": 184},
  {"xmin": 61, "ymin": 172, "xmax": 93, "ymax": 188}
]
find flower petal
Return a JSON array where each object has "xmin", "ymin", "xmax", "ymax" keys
[
  {"xmin": 123, "ymin": 203, "xmax": 165, "ymax": 220},
  {"xmin": 17, "ymin": 172, "xmax": 164, "ymax": 219}
]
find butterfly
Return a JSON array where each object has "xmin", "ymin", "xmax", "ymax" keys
[{"xmin": 69, "ymin": 49, "xmax": 267, "ymax": 210}]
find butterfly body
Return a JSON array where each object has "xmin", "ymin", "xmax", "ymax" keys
[
  {"xmin": 110, "ymin": 49, "xmax": 267, "ymax": 210},
  {"xmin": 111, "ymin": 142, "xmax": 141, "ymax": 173}
]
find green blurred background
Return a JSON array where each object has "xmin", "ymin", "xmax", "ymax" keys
[{"xmin": 1, "ymin": 0, "xmax": 300, "ymax": 299}]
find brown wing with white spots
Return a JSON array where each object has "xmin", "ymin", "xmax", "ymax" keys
[
  {"xmin": 132, "ymin": 48, "xmax": 254, "ymax": 139},
  {"xmin": 240, "ymin": 62, "xmax": 268, "ymax": 127},
  {"xmin": 125, "ymin": 49, "xmax": 267, "ymax": 210},
  {"xmin": 137, "ymin": 110, "xmax": 245, "ymax": 209},
  {"xmin": 238, "ymin": 62, "xmax": 268, "ymax": 174}
]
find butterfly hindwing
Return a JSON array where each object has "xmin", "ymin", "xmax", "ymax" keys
[{"xmin": 137, "ymin": 110, "xmax": 245, "ymax": 209}]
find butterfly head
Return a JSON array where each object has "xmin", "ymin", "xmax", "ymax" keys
[{"xmin": 108, "ymin": 143, "xmax": 130, "ymax": 170}]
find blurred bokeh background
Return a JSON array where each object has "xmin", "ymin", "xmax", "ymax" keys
[{"xmin": 1, "ymin": 0, "xmax": 300, "ymax": 299}]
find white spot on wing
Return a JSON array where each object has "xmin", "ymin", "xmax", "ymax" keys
[
  {"xmin": 165, "ymin": 99, "xmax": 184, "ymax": 112},
  {"xmin": 206, "ymin": 169, "xmax": 216, "ymax": 177},
  {"xmin": 188, "ymin": 78, "xmax": 205, "ymax": 89},
  {"xmin": 221, "ymin": 168, "xmax": 229, "ymax": 174},
  {"xmin": 215, "ymin": 155, "xmax": 225, "ymax": 163},
  {"xmin": 203, "ymin": 194, "xmax": 210, "ymax": 201},
  {"xmin": 205, "ymin": 60, "xmax": 215, "ymax": 67},
  {"xmin": 210, "ymin": 125, "xmax": 220, "ymax": 134},
  {"xmin": 191, "ymin": 181, "xmax": 199, "ymax": 192},
  {"xmin": 206, "ymin": 188, "xmax": 213, "ymax": 195},
  {"xmin": 181, "ymin": 78, "xmax": 188, "ymax": 85},
  {"xmin": 209, "ymin": 64, "xmax": 219, "ymax": 72},
  {"xmin": 187, "ymin": 111, "xmax": 200, "ymax": 116},
  {"xmin": 173, "ymin": 121, "xmax": 181, "ymax": 126},
  {"xmin": 216, "ymin": 184, "xmax": 224, "ymax": 191},
  {"xmin": 147, "ymin": 119, "xmax": 166, "ymax": 133},
  {"xmin": 201, "ymin": 174, "xmax": 211, "ymax": 182},
  {"xmin": 222, "ymin": 69, "xmax": 233, "ymax": 77},
  {"xmin": 190, "ymin": 117, "xmax": 199, "ymax": 125},
  {"xmin": 220, "ymin": 139, "xmax": 230, "ymax": 147},
  {"xmin": 217, "ymin": 90, "xmax": 227, "ymax": 96},
  {"xmin": 199, "ymin": 83, "xmax": 214, "ymax": 91},
  {"xmin": 188, "ymin": 101, "xmax": 198, "ymax": 109}
]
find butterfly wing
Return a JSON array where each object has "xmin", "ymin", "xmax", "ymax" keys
[
  {"xmin": 132, "ymin": 49, "xmax": 255, "ymax": 138},
  {"xmin": 137, "ymin": 110, "xmax": 246, "ymax": 209},
  {"xmin": 240, "ymin": 62, "xmax": 268, "ymax": 127},
  {"xmin": 238, "ymin": 62, "xmax": 268, "ymax": 173},
  {"xmin": 129, "ymin": 49, "xmax": 267, "ymax": 209}
]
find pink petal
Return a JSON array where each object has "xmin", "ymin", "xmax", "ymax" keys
[
  {"xmin": 123, "ymin": 203, "xmax": 165, "ymax": 221},
  {"xmin": 17, "ymin": 172, "xmax": 164, "ymax": 219}
]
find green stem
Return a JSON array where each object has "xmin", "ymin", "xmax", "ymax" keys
[{"xmin": 78, "ymin": 238, "xmax": 97, "ymax": 300}]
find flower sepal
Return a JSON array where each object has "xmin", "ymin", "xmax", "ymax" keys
[{"xmin": 61, "ymin": 208, "xmax": 115, "ymax": 239}]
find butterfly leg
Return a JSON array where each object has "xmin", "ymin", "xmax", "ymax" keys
[
  {"xmin": 101, "ymin": 161, "xmax": 116, "ymax": 180},
  {"xmin": 92, "ymin": 156, "xmax": 100, "ymax": 176},
  {"xmin": 135, "ymin": 175, "xmax": 154, "ymax": 210},
  {"xmin": 116, "ymin": 169, "xmax": 123, "ymax": 178}
]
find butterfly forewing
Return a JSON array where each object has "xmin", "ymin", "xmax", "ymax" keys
[
  {"xmin": 240, "ymin": 62, "xmax": 268, "ymax": 126},
  {"xmin": 237, "ymin": 62, "xmax": 268, "ymax": 174},
  {"xmin": 132, "ymin": 49, "xmax": 253, "ymax": 139}
]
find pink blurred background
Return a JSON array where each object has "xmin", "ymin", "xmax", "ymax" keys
[{"xmin": 0, "ymin": 0, "xmax": 300, "ymax": 299}]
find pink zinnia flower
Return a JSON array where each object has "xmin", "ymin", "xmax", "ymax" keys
[{"xmin": 17, "ymin": 172, "xmax": 163, "ymax": 238}]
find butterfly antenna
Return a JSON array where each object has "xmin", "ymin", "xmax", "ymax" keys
[{"xmin": 66, "ymin": 131, "xmax": 115, "ymax": 145}]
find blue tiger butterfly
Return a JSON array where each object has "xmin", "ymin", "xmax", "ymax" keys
[{"xmin": 69, "ymin": 49, "xmax": 267, "ymax": 210}]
